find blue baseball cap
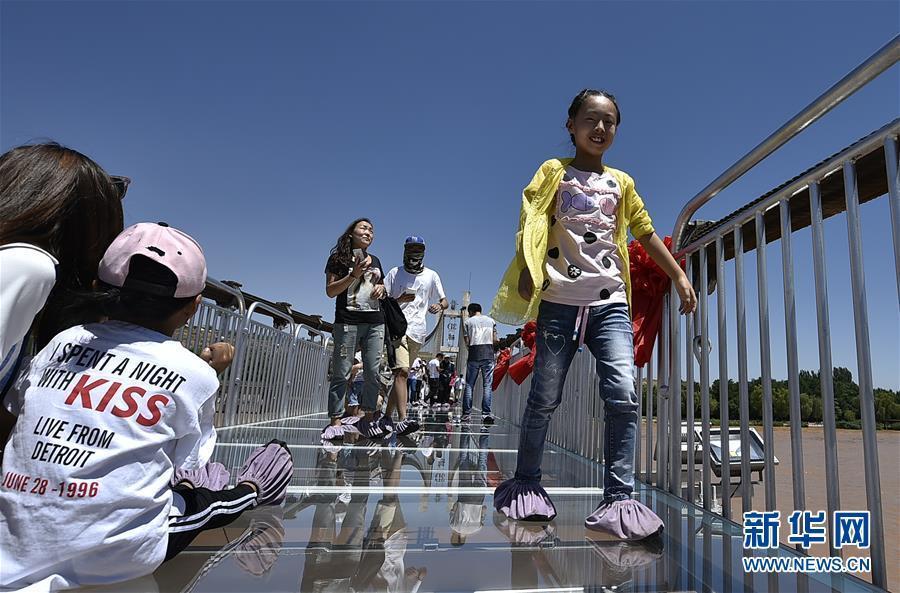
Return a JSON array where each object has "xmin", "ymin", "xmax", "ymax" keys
[{"xmin": 404, "ymin": 235, "xmax": 426, "ymax": 246}]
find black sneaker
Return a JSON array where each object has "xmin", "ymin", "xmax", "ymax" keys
[
  {"xmin": 395, "ymin": 418, "xmax": 421, "ymax": 436},
  {"xmin": 373, "ymin": 411, "xmax": 395, "ymax": 433},
  {"xmin": 482, "ymin": 415, "xmax": 495, "ymax": 425},
  {"xmin": 357, "ymin": 418, "xmax": 386, "ymax": 439}
]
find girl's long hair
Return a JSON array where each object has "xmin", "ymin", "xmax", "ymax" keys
[
  {"xmin": 0, "ymin": 142, "xmax": 125, "ymax": 346},
  {"xmin": 329, "ymin": 218, "xmax": 372, "ymax": 268}
]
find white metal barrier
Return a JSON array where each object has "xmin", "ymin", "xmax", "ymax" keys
[{"xmin": 174, "ymin": 279, "xmax": 331, "ymax": 429}]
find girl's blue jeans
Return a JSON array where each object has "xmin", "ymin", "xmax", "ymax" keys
[
  {"xmin": 515, "ymin": 300, "xmax": 638, "ymax": 501},
  {"xmin": 328, "ymin": 323, "xmax": 385, "ymax": 417}
]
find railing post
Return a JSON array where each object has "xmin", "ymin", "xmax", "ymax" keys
[
  {"xmin": 715, "ymin": 235, "xmax": 731, "ymax": 519},
  {"xmin": 699, "ymin": 245, "xmax": 712, "ymax": 511},
  {"xmin": 668, "ymin": 284, "xmax": 682, "ymax": 497},
  {"xmin": 223, "ymin": 314, "xmax": 251, "ymax": 427},
  {"xmin": 885, "ymin": 135, "xmax": 900, "ymax": 302},
  {"xmin": 645, "ymin": 352, "xmax": 654, "ymax": 483},
  {"xmin": 843, "ymin": 160, "xmax": 887, "ymax": 588},
  {"xmin": 685, "ymin": 255, "xmax": 696, "ymax": 504},
  {"xmin": 733, "ymin": 224, "xmax": 752, "ymax": 513},
  {"xmin": 755, "ymin": 210, "xmax": 776, "ymax": 512},
  {"xmin": 635, "ymin": 365, "xmax": 643, "ymax": 481},
  {"xmin": 657, "ymin": 296, "xmax": 669, "ymax": 491},
  {"xmin": 779, "ymin": 198, "xmax": 806, "ymax": 517},
  {"xmin": 809, "ymin": 180, "xmax": 842, "ymax": 557}
]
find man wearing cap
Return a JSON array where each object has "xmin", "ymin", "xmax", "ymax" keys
[{"xmin": 383, "ymin": 236, "xmax": 448, "ymax": 435}]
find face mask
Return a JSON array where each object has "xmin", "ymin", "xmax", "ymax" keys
[{"xmin": 404, "ymin": 248, "xmax": 425, "ymax": 274}]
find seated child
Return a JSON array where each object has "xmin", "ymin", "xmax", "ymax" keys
[{"xmin": 0, "ymin": 222, "xmax": 293, "ymax": 591}]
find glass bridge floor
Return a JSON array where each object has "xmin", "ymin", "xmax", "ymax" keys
[{"xmin": 97, "ymin": 410, "xmax": 884, "ymax": 593}]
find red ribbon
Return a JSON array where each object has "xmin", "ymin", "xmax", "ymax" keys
[
  {"xmin": 629, "ymin": 236, "xmax": 676, "ymax": 366},
  {"xmin": 508, "ymin": 320, "xmax": 537, "ymax": 385},
  {"xmin": 492, "ymin": 348, "xmax": 511, "ymax": 390}
]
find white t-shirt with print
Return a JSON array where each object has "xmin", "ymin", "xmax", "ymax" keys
[
  {"xmin": 0, "ymin": 321, "xmax": 220, "ymax": 591},
  {"xmin": 542, "ymin": 166, "xmax": 627, "ymax": 307},
  {"xmin": 383, "ymin": 267, "xmax": 446, "ymax": 343}
]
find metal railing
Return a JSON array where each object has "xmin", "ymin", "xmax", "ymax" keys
[
  {"xmin": 174, "ymin": 277, "xmax": 331, "ymax": 429},
  {"xmin": 484, "ymin": 36, "xmax": 898, "ymax": 590},
  {"xmin": 659, "ymin": 38, "xmax": 898, "ymax": 589}
]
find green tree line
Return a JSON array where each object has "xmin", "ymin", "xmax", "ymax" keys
[{"xmin": 641, "ymin": 367, "xmax": 900, "ymax": 430}]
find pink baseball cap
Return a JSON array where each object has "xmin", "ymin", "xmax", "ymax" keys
[{"xmin": 98, "ymin": 222, "xmax": 207, "ymax": 298}]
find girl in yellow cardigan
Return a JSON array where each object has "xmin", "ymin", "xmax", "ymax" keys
[{"xmin": 491, "ymin": 89, "xmax": 696, "ymax": 540}]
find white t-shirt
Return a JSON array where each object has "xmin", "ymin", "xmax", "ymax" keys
[
  {"xmin": 383, "ymin": 267, "xmax": 445, "ymax": 343},
  {"xmin": 464, "ymin": 314, "xmax": 496, "ymax": 362},
  {"xmin": 542, "ymin": 166, "xmax": 627, "ymax": 307},
  {"xmin": 0, "ymin": 321, "xmax": 220, "ymax": 591},
  {"xmin": 410, "ymin": 358, "xmax": 425, "ymax": 379},
  {"xmin": 427, "ymin": 358, "xmax": 440, "ymax": 379},
  {"xmin": 0, "ymin": 244, "xmax": 58, "ymax": 393}
]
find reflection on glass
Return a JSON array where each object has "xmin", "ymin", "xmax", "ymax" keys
[
  {"xmin": 588, "ymin": 538, "xmax": 664, "ymax": 591},
  {"xmin": 448, "ymin": 426, "xmax": 491, "ymax": 546},
  {"xmin": 299, "ymin": 439, "xmax": 430, "ymax": 592}
]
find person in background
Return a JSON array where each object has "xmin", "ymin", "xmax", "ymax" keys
[
  {"xmin": 427, "ymin": 353, "xmax": 443, "ymax": 408},
  {"xmin": 462, "ymin": 302, "xmax": 499, "ymax": 424},
  {"xmin": 383, "ymin": 236, "xmax": 448, "ymax": 433},
  {"xmin": 407, "ymin": 357, "xmax": 424, "ymax": 408},
  {"xmin": 437, "ymin": 356, "xmax": 454, "ymax": 411},
  {"xmin": 323, "ymin": 218, "xmax": 388, "ymax": 440}
]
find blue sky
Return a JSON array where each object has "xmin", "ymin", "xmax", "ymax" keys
[{"xmin": 2, "ymin": 1, "xmax": 898, "ymax": 389}]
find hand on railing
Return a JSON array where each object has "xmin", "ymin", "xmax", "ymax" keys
[
  {"xmin": 674, "ymin": 274, "xmax": 697, "ymax": 315},
  {"xmin": 201, "ymin": 342, "xmax": 236, "ymax": 374}
]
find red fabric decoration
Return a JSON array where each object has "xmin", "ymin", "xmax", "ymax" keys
[
  {"xmin": 492, "ymin": 348, "xmax": 511, "ymax": 390},
  {"xmin": 508, "ymin": 320, "xmax": 538, "ymax": 384},
  {"xmin": 629, "ymin": 235, "xmax": 678, "ymax": 366}
]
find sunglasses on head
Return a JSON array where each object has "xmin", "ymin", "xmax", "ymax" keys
[{"xmin": 110, "ymin": 175, "xmax": 131, "ymax": 200}]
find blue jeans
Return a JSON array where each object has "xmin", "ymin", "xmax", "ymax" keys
[
  {"xmin": 328, "ymin": 323, "xmax": 384, "ymax": 417},
  {"xmin": 348, "ymin": 380, "xmax": 363, "ymax": 407},
  {"xmin": 463, "ymin": 358, "xmax": 494, "ymax": 416},
  {"xmin": 515, "ymin": 300, "xmax": 637, "ymax": 500},
  {"xmin": 407, "ymin": 376, "xmax": 419, "ymax": 402}
]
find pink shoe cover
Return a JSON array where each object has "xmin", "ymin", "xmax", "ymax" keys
[
  {"xmin": 322, "ymin": 423, "xmax": 360, "ymax": 440},
  {"xmin": 172, "ymin": 461, "xmax": 231, "ymax": 490},
  {"xmin": 236, "ymin": 440, "xmax": 293, "ymax": 506},
  {"xmin": 493, "ymin": 478, "xmax": 557, "ymax": 521},
  {"xmin": 584, "ymin": 498, "xmax": 664, "ymax": 540}
]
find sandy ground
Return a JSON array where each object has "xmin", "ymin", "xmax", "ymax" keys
[{"xmin": 687, "ymin": 425, "xmax": 900, "ymax": 589}]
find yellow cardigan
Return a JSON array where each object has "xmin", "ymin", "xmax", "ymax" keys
[{"xmin": 490, "ymin": 158, "xmax": 656, "ymax": 326}]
